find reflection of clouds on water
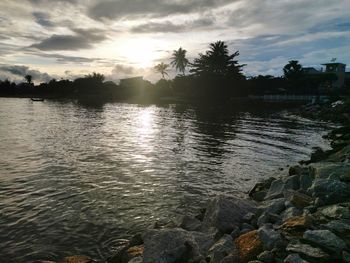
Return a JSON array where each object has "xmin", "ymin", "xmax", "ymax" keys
[{"xmin": 0, "ymin": 98, "xmax": 335, "ymax": 262}]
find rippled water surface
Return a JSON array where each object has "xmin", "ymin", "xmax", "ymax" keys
[{"xmin": 0, "ymin": 98, "xmax": 334, "ymax": 262}]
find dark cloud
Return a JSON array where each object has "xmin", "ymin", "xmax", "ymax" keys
[
  {"xmin": 33, "ymin": 12, "xmax": 54, "ymax": 27},
  {"xmin": 88, "ymin": 0, "xmax": 234, "ymax": 21},
  {"xmin": 30, "ymin": 28, "xmax": 107, "ymax": 51},
  {"xmin": 0, "ymin": 64, "xmax": 52, "ymax": 82},
  {"xmin": 131, "ymin": 17, "xmax": 215, "ymax": 33}
]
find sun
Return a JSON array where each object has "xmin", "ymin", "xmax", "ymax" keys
[{"xmin": 117, "ymin": 38, "xmax": 161, "ymax": 68}]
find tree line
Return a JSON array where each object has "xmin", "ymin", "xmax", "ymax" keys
[{"xmin": 0, "ymin": 41, "xmax": 347, "ymax": 102}]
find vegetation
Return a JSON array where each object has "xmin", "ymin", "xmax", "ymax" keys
[{"xmin": 0, "ymin": 41, "xmax": 348, "ymax": 103}]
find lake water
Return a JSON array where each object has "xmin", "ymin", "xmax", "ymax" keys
[{"xmin": 0, "ymin": 98, "xmax": 334, "ymax": 262}]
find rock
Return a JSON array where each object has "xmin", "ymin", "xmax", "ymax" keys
[
  {"xmin": 309, "ymin": 162, "xmax": 350, "ymax": 180},
  {"xmin": 127, "ymin": 257, "xmax": 143, "ymax": 263},
  {"xmin": 322, "ymin": 219, "xmax": 350, "ymax": 236},
  {"xmin": 343, "ymin": 251, "xmax": 350, "ymax": 263},
  {"xmin": 257, "ymin": 251, "xmax": 274, "ymax": 263},
  {"xmin": 308, "ymin": 179, "xmax": 350, "ymax": 204},
  {"xmin": 285, "ymin": 191, "xmax": 313, "ymax": 209},
  {"xmin": 264, "ymin": 179, "xmax": 285, "ymax": 200},
  {"xmin": 130, "ymin": 234, "xmax": 143, "ymax": 247},
  {"xmin": 125, "ymin": 246, "xmax": 144, "ymax": 261},
  {"xmin": 284, "ymin": 175, "xmax": 300, "ymax": 191},
  {"xmin": 258, "ymin": 225, "xmax": 282, "ymax": 250},
  {"xmin": 289, "ymin": 165, "xmax": 307, "ymax": 176},
  {"xmin": 142, "ymin": 228, "xmax": 213, "ymax": 263},
  {"xmin": 281, "ymin": 207, "xmax": 302, "ymax": 221},
  {"xmin": 230, "ymin": 226, "xmax": 240, "ymax": 240},
  {"xmin": 260, "ymin": 198, "xmax": 286, "ymax": 215},
  {"xmin": 201, "ymin": 196, "xmax": 257, "ymax": 234},
  {"xmin": 299, "ymin": 173, "xmax": 314, "ymax": 191},
  {"xmin": 257, "ymin": 213, "xmax": 270, "ymax": 227},
  {"xmin": 106, "ymin": 240, "xmax": 130, "ymax": 263},
  {"xmin": 206, "ymin": 235, "xmax": 236, "ymax": 263},
  {"xmin": 60, "ymin": 256, "xmax": 92, "ymax": 263},
  {"xmin": 303, "ymin": 230, "xmax": 347, "ymax": 255},
  {"xmin": 280, "ymin": 216, "xmax": 312, "ymax": 235},
  {"xmin": 220, "ymin": 252, "xmax": 240, "ymax": 263},
  {"xmin": 327, "ymin": 145, "xmax": 350, "ymax": 163},
  {"xmin": 235, "ymin": 230, "xmax": 263, "ymax": 263},
  {"xmin": 179, "ymin": 215, "xmax": 202, "ymax": 231},
  {"xmin": 286, "ymin": 241, "xmax": 330, "ymax": 262},
  {"xmin": 316, "ymin": 204, "xmax": 350, "ymax": 220},
  {"xmin": 283, "ymin": 253, "xmax": 310, "ymax": 263},
  {"xmin": 249, "ymin": 178, "xmax": 276, "ymax": 201}
]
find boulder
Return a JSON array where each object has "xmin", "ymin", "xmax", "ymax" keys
[
  {"xmin": 322, "ymin": 219, "xmax": 350, "ymax": 236},
  {"xmin": 257, "ymin": 225, "xmax": 282, "ymax": 250},
  {"xmin": 281, "ymin": 207, "xmax": 302, "ymax": 221},
  {"xmin": 201, "ymin": 196, "xmax": 257, "ymax": 234},
  {"xmin": 235, "ymin": 230, "xmax": 263, "ymax": 263},
  {"xmin": 178, "ymin": 215, "xmax": 202, "ymax": 231},
  {"xmin": 265, "ymin": 175, "xmax": 300, "ymax": 200},
  {"xmin": 343, "ymin": 251, "xmax": 350, "ymax": 263},
  {"xmin": 60, "ymin": 256, "xmax": 92, "ymax": 263},
  {"xmin": 259, "ymin": 198, "xmax": 286, "ymax": 215},
  {"xmin": 280, "ymin": 216, "xmax": 312, "ymax": 235},
  {"xmin": 299, "ymin": 173, "xmax": 314, "ymax": 191},
  {"xmin": 206, "ymin": 235, "xmax": 236, "ymax": 263},
  {"xmin": 286, "ymin": 241, "xmax": 330, "ymax": 262},
  {"xmin": 316, "ymin": 204, "xmax": 350, "ymax": 220},
  {"xmin": 285, "ymin": 191, "xmax": 313, "ymax": 209},
  {"xmin": 257, "ymin": 251, "xmax": 274, "ymax": 263},
  {"xmin": 127, "ymin": 257, "xmax": 143, "ymax": 263},
  {"xmin": 125, "ymin": 246, "xmax": 144, "ymax": 262},
  {"xmin": 283, "ymin": 253, "xmax": 310, "ymax": 263},
  {"xmin": 308, "ymin": 179, "xmax": 350, "ymax": 204},
  {"xmin": 142, "ymin": 228, "xmax": 213, "ymax": 263},
  {"xmin": 249, "ymin": 178, "xmax": 276, "ymax": 201},
  {"xmin": 303, "ymin": 230, "xmax": 347, "ymax": 255}
]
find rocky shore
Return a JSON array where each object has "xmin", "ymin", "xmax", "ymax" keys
[{"xmin": 37, "ymin": 101, "xmax": 350, "ymax": 263}]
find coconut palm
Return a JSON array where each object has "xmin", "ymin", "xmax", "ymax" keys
[
  {"xmin": 154, "ymin": 62, "xmax": 169, "ymax": 79},
  {"xmin": 24, "ymin": 74, "xmax": 32, "ymax": 84},
  {"xmin": 170, "ymin": 47, "xmax": 189, "ymax": 75},
  {"xmin": 283, "ymin": 60, "xmax": 303, "ymax": 80}
]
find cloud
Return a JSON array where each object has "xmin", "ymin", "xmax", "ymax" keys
[
  {"xmin": 88, "ymin": 0, "xmax": 234, "ymax": 21},
  {"xmin": 32, "ymin": 12, "xmax": 54, "ymax": 27},
  {"xmin": 131, "ymin": 17, "xmax": 215, "ymax": 33},
  {"xmin": 0, "ymin": 64, "xmax": 52, "ymax": 83},
  {"xmin": 30, "ymin": 28, "xmax": 107, "ymax": 51}
]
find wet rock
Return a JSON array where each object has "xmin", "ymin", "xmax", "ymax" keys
[
  {"xmin": 125, "ymin": 246, "xmax": 144, "ymax": 261},
  {"xmin": 129, "ymin": 234, "xmax": 143, "ymax": 247},
  {"xmin": 286, "ymin": 241, "xmax": 330, "ymax": 262},
  {"xmin": 316, "ymin": 204, "xmax": 350, "ymax": 220},
  {"xmin": 201, "ymin": 196, "xmax": 257, "ymax": 234},
  {"xmin": 257, "ymin": 212, "xmax": 270, "ymax": 227},
  {"xmin": 303, "ymin": 229, "xmax": 347, "ymax": 255},
  {"xmin": 260, "ymin": 198, "xmax": 286, "ymax": 215},
  {"xmin": 281, "ymin": 207, "xmax": 302, "ymax": 221},
  {"xmin": 249, "ymin": 178, "xmax": 276, "ymax": 201},
  {"xmin": 309, "ymin": 162, "xmax": 350, "ymax": 180},
  {"xmin": 299, "ymin": 173, "xmax": 314, "ymax": 191},
  {"xmin": 142, "ymin": 228, "xmax": 213, "ymax": 263},
  {"xmin": 264, "ymin": 179, "xmax": 286, "ymax": 200},
  {"xmin": 308, "ymin": 178, "xmax": 350, "ymax": 204},
  {"xmin": 283, "ymin": 253, "xmax": 309, "ymax": 263},
  {"xmin": 127, "ymin": 257, "xmax": 143, "ymax": 263},
  {"xmin": 220, "ymin": 252, "xmax": 240, "ymax": 263},
  {"xmin": 179, "ymin": 215, "xmax": 202, "ymax": 231},
  {"xmin": 322, "ymin": 219, "xmax": 350, "ymax": 236},
  {"xmin": 206, "ymin": 235, "xmax": 236, "ymax": 263},
  {"xmin": 257, "ymin": 251, "xmax": 274, "ymax": 263},
  {"xmin": 343, "ymin": 251, "xmax": 350, "ymax": 263},
  {"xmin": 106, "ymin": 240, "xmax": 130, "ymax": 263},
  {"xmin": 60, "ymin": 256, "xmax": 93, "ymax": 263},
  {"xmin": 258, "ymin": 225, "xmax": 282, "ymax": 250},
  {"xmin": 230, "ymin": 226, "xmax": 240, "ymax": 240},
  {"xmin": 289, "ymin": 165, "xmax": 307, "ymax": 176},
  {"xmin": 235, "ymin": 230, "xmax": 263, "ymax": 263}
]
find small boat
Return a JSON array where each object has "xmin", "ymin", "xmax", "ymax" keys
[{"xmin": 30, "ymin": 98, "xmax": 44, "ymax": 102}]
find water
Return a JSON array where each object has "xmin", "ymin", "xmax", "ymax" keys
[{"xmin": 0, "ymin": 98, "xmax": 334, "ymax": 262}]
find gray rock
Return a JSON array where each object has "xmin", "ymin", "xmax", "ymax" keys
[
  {"xmin": 241, "ymin": 223, "xmax": 255, "ymax": 231},
  {"xmin": 299, "ymin": 173, "xmax": 314, "ymax": 191},
  {"xmin": 142, "ymin": 228, "xmax": 213, "ymax": 263},
  {"xmin": 322, "ymin": 219, "xmax": 350, "ymax": 235},
  {"xmin": 282, "ymin": 207, "xmax": 302, "ymax": 221},
  {"xmin": 308, "ymin": 179, "xmax": 350, "ymax": 204},
  {"xmin": 284, "ymin": 253, "xmax": 309, "ymax": 263},
  {"xmin": 201, "ymin": 196, "xmax": 257, "ymax": 234},
  {"xmin": 309, "ymin": 162, "xmax": 350, "ymax": 180},
  {"xmin": 179, "ymin": 215, "xmax": 202, "ymax": 231},
  {"xmin": 230, "ymin": 226, "xmax": 240, "ymax": 240},
  {"xmin": 284, "ymin": 175, "xmax": 300, "ymax": 191},
  {"xmin": 249, "ymin": 178, "xmax": 276, "ymax": 201},
  {"xmin": 258, "ymin": 225, "xmax": 282, "ymax": 250},
  {"xmin": 303, "ymin": 229, "xmax": 347, "ymax": 255},
  {"xmin": 343, "ymin": 251, "xmax": 350, "ymax": 263},
  {"xmin": 206, "ymin": 235, "xmax": 236, "ymax": 263},
  {"xmin": 240, "ymin": 228, "xmax": 253, "ymax": 235},
  {"xmin": 286, "ymin": 241, "xmax": 329, "ymax": 261},
  {"xmin": 257, "ymin": 212, "xmax": 270, "ymax": 227},
  {"xmin": 317, "ymin": 204, "xmax": 350, "ymax": 220},
  {"xmin": 128, "ymin": 257, "xmax": 143, "ymax": 263},
  {"xmin": 265, "ymin": 179, "xmax": 286, "ymax": 200},
  {"xmin": 257, "ymin": 251, "xmax": 274, "ymax": 263},
  {"xmin": 220, "ymin": 252, "xmax": 240, "ymax": 263},
  {"xmin": 260, "ymin": 198, "xmax": 286, "ymax": 215}
]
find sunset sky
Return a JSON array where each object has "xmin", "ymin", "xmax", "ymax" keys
[{"xmin": 0, "ymin": 0, "xmax": 349, "ymax": 83}]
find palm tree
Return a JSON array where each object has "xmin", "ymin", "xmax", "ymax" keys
[
  {"xmin": 171, "ymin": 47, "xmax": 189, "ymax": 75},
  {"xmin": 283, "ymin": 60, "xmax": 303, "ymax": 80},
  {"xmin": 24, "ymin": 74, "xmax": 32, "ymax": 84},
  {"xmin": 154, "ymin": 62, "xmax": 169, "ymax": 79}
]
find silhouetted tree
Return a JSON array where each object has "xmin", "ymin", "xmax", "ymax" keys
[
  {"xmin": 190, "ymin": 41, "xmax": 245, "ymax": 79},
  {"xmin": 154, "ymin": 63, "xmax": 169, "ymax": 79},
  {"xmin": 24, "ymin": 74, "xmax": 32, "ymax": 84},
  {"xmin": 283, "ymin": 60, "xmax": 303, "ymax": 80},
  {"xmin": 171, "ymin": 47, "xmax": 189, "ymax": 75}
]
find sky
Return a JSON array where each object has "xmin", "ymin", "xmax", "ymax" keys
[{"xmin": 0, "ymin": 0, "xmax": 349, "ymax": 83}]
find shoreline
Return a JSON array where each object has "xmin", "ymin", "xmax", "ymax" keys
[{"xmin": 37, "ymin": 101, "xmax": 350, "ymax": 263}]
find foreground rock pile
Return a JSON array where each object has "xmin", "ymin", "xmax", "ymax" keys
[{"xmin": 37, "ymin": 122, "xmax": 350, "ymax": 263}]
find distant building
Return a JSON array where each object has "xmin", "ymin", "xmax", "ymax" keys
[{"xmin": 303, "ymin": 62, "xmax": 349, "ymax": 89}]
